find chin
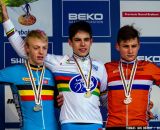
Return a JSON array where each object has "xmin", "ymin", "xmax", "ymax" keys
[
  {"xmin": 36, "ymin": 61, "xmax": 44, "ymax": 65},
  {"xmin": 126, "ymin": 58, "xmax": 136, "ymax": 62},
  {"xmin": 81, "ymin": 52, "xmax": 89, "ymax": 56}
]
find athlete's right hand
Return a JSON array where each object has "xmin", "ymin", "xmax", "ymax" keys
[
  {"xmin": 57, "ymin": 92, "xmax": 64, "ymax": 107},
  {"xmin": 0, "ymin": 0, "xmax": 9, "ymax": 22}
]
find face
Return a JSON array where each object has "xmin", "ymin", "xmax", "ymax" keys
[
  {"xmin": 116, "ymin": 38, "xmax": 140, "ymax": 62},
  {"xmin": 68, "ymin": 31, "xmax": 92, "ymax": 57},
  {"xmin": 25, "ymin": 37, "xmax": 48, "ymax": 66}
]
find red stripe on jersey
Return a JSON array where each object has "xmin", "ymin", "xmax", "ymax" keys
[
  {"xmin": 55, "ymin": 76, "xmax": 72, "ymax": 81},
  {"xmin": 21, "ymin": 95, "xmax": 54, "ymax": 101}
]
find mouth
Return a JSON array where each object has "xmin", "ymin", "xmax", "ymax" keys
[
  {"xmin": 37, "ymin": 56, "xmax": 44, "ymax": 60},
  {"xmin": 79, "ymin": 48, "xmax": 87, "ymax": 53},
  {"xmin": 127, "ymin": 55, "xmax": 134, "ymax": 58}
]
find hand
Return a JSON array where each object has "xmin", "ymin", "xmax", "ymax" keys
[
  {"xmin": 56, "ymin": 92, "xmax": 64, "ymax": 107},
  {"xmin": 147, "ymin": 110, "xmax": 154, "ymax": 121},
  {"xmin": 0, "ymin": 0, "xmax": 4, "ymax": 5},
  {"xmin": 0, "ymin": 0, "xmax": 9, "ymax": 22},
  {"xmin": 147, "ymin": 100, "xmax": 154, "ymax": 121}
]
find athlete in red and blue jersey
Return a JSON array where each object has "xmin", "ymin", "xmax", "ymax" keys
[{"xmin": 105, "ymin": 25, "xmax": 160, "ymax": 127}]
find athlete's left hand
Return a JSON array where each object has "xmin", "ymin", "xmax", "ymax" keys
[
  {"xmin": 146, "ymin": 100, "xmax": 154, "ymax": 121},
  {"xmin": 57, "ymin": 92, "xmax": 64, "ymax": 107}
]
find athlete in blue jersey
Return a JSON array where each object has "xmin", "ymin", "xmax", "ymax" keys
[
  {"xmin": 0, "ymin": 62, "xmax": 58, "ymax": 130},
  {"xmin": 0, "ymin": 27, "xmax": 62, "ymax": 129}
]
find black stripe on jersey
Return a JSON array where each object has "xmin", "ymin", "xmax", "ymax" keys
[
  {"xmin": 16, "ymin": 85, "xmax": 54, "ymax": 90},
  {"xmin": 55, "ymin": 80, "xmax": 69, "ymax": 84}
]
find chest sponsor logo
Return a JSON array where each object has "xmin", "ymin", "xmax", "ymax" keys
[
  {"xmin": 22, "ymin": 77, "xmax": 36, "ymax": 81},
  {"xmin": 69, "ymin": 75, "xmax": 98, "ymax": 93}
]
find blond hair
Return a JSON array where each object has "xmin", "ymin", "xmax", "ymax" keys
[{"xmin": 25, "ymin": 30, "xmax": 48, "ymax": 46}]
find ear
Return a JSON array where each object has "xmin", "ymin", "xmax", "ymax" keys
[
  {"xmin": 68, "ymin": 39, "xmax": 72, "ymax": 47},
  {"xmin": 138, "ymin": 42, "xmax": 140, "ymax": 50},
  {"xmin": 90, "ymin": 38, "xmax": 93, "ymax": 46},
  {"xmin": 24, "ymin": 44, "xmax": 29, "ymax": 55},
  {"xmin": 115, "ymin": 43, "xmax": 120, "ymax": 51}
]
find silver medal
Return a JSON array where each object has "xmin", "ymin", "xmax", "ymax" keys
[{"xmin": 33, "ymin": 104, "xmax": 42, "ymax": 112}]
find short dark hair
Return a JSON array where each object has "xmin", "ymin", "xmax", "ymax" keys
[
  {"xmin": 68, "ymin": 21, "xmax": 92, "ymax": 40},
  {"xmin": 117, "ymin": 25, "xmax": 140, "ymax": 44}
]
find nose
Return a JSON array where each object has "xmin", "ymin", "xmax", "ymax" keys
[
  {"xmin": 128, "ymin": 47, "xmax": 133, "ymax": 54},
  {"xmin": 80, "ymin": 40, "xmax": 85, "ymax": 46},
  {"xmin": 39, "ymin": 48, "xmax": 43, "ymax": 54}
]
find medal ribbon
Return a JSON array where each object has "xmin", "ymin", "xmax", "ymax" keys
[
  {"xmin": 119, "ymin": 59, "xmax": 138, "ymax": 98},
  {"xmin": 25, "ymin": 60, "xmax": 45, "ymax": 105},
  {"xmin": 73, "ymin": 55, "xmax": 92, "ymax": 92}
]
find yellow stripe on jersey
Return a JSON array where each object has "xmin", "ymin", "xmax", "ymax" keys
[
  {"xmin": 19, "ymin": 90, "xmax": 54, "ymax": 96},
  {"xmin": 57, "ymin": 83, "xmax": 69, "ymax": 89}
]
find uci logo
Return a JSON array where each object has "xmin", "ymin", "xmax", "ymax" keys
[{"xmin": 69, "ymin": 75, "xmax": 98, "ymax": 93}]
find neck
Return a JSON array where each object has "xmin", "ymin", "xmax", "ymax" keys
[
  {"xmin": 73, "ymin": 53, "xmax": 90, "ymax": 61},
  {"xmin": 28, "ymin": 60, "xmax": 43, "ymax": 67},
  {"xmin": 27, "ymin": 60, "xmax": 43, "ymax": 69},
  {"xmin": 120, "ymin": 58, "xmax": 137, "ymax": 64}
]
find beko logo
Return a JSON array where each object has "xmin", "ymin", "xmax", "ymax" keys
[
  {"xmin": 137, "ymin": 56, "xmax": 160, "ymax": 62},
  {"xmin": 68, "ymin": 13, "xmax": 103, "ymax": 21}
]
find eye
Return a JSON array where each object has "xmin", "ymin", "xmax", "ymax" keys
[
  {"xmin": 122, "ymin": 45, "xmax": 129, "ymax": 48},
  {"xmin": 33, "ymin": 47, "xmax": 38, "ymax": 50},
  {"xmin": 74, "ymin": 38, "xmax": 81, "ymax": 42},
  {"xmin": 132, "ymin": 45, "xmax": 138, "ymax": 48},
  {"xmin": 84, "ymin": 38, "xmax": 90, "ymax": 42},
  {"xmin": 43, "ymin": 47, "xmax": 48, "ymax": 50}
]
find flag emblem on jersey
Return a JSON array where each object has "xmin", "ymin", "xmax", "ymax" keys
[
  {"xmin": 69, "ymin": 75, "xmax": 98, "ymax": 93},
  {"xmin": 43, "ymin": 79, "xmax": 49, "ymax": 84}
]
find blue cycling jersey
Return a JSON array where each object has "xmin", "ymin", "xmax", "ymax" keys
[{"xmin": 0, "ymin": 64, "xmax": 58, "ymax": 130}]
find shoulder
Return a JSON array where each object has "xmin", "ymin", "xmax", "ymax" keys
[
  {"xmin": 45, "ymin": 67, "xmax": 53, "ymax": 74},
  {"xmin": 138, "ymin": 60, "xmax": 158, "ymax": 68},
  {"xmin": 104, "ymin": 61, "xmax": 119, "ymax": 67},
  {"xmin": 0, "ymin": 64, "xmax": 25, "ymax": 75},
  {"xmin": 1, "ymin": 64, "xmax": 24, "ymax": 70},
  {"xmin": 92, "ymin": 59, "xmax": 105, "ymax": 68}
]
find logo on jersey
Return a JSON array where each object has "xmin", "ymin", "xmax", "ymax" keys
[
  {"xmin": 22, "ymin": 77, "xmax": 35, "ymax": 84},
  {"xmin": 22, "ymin": 77, "xmax": 36, "ymax": 81},
  {"xmin": 113, "ymin": 69, "xmax": 119, "ymax": 73},
  {"xmin": 22, "ymin": 77, "xmax": 48, "ymax": 84},
  {"xmin": 43, "ymin": 79, "xmax": 49, "ymax": 84},
  {"xmin": 92, "ymin": 64, "xmax": 98, "ymax": 71},
  {"xmin": 69, "ymin": 75, "xmax": 98, "ymax": 93}
]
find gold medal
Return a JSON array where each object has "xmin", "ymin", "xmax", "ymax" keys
[
  {"xmin": 84, "ymin": 91, "xmax": 92, "ymax": 98},
  {"xmin": 33, "ymin": 104, "xmax": 42, "ymax": 112},
  {"xmin": 73, "ymin": 55, "xmax": 93, "ymax": 98}
]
